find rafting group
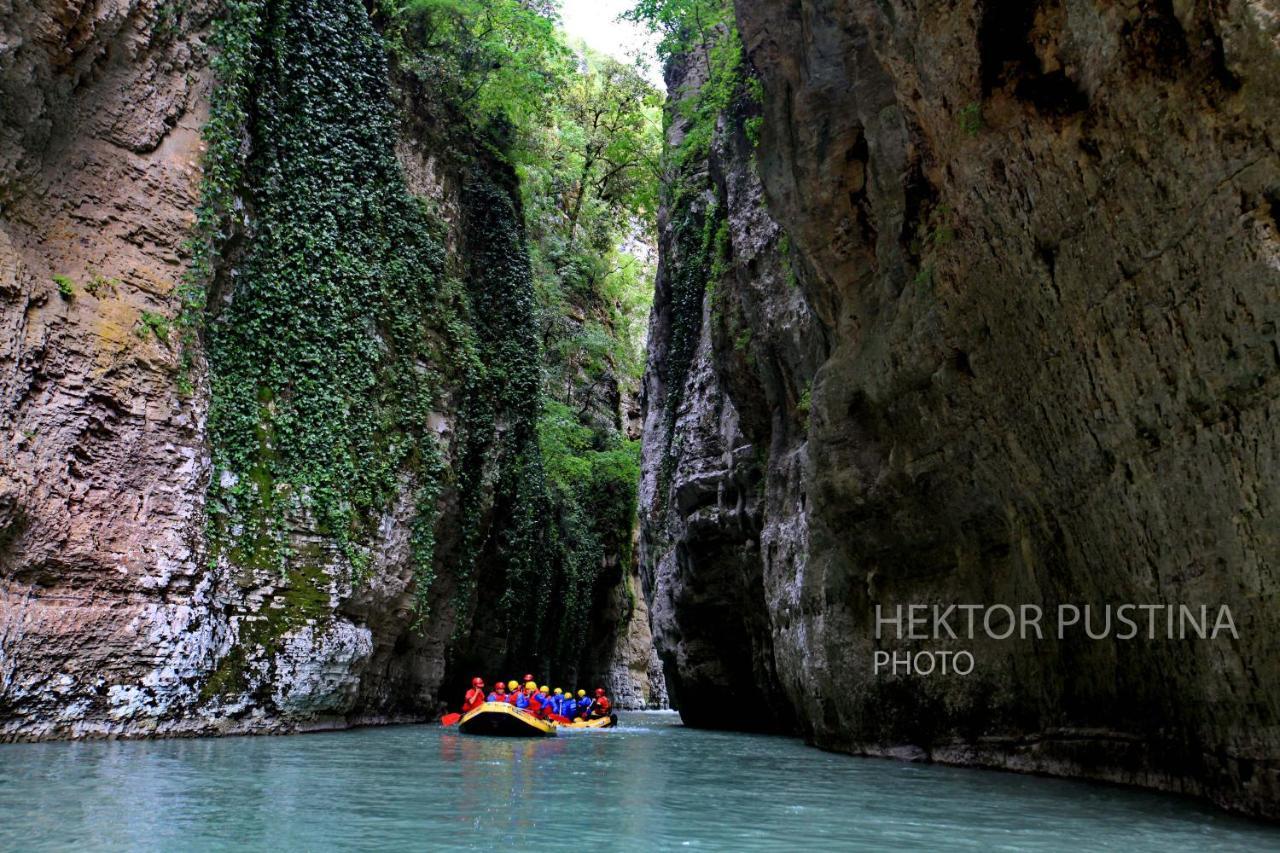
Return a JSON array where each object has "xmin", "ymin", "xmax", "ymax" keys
[{"xmin": 451, "ymin": 674, "xmax": 616, "ymax": 737}]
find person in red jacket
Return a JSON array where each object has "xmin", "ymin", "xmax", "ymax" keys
[
  {"xmin": 589, "ymin": 688, "xmax": 612, "ymax": 718},
  {"xmin": 526, "ymin": 682, "xmax": 545, "ymax": 717},
  {"xmin": 462, "ymin": 677, "xmax": 486, "ymax": 713},
  {"xmin": 486, "ymin": 680, "xmax": 507, "ymax": 703}
]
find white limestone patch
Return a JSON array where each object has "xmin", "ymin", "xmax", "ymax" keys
[{"xmin": 270, "ymin": 621, "xmax": 373, "ymax": 717}]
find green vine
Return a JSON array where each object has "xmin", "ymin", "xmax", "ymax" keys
[
  {"xmin": 445, "ymin": 174, "xmax": 546, "ymax": 637},
  {"xmin": 175, "ymin": 0, "xmax": 264, "ymax": 397},
  {"xmin": 189, "ymin": 0, "xmax": 653, "ymax": 695},
  {"xmin": 194, "ymin": 0, "xmax": 483, "ymax": 692}
]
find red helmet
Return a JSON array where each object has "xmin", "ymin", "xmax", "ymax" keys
[
  {"xmin": 494, "ymin": 681, "xmax": 506, "ymax": 690},
  {"xmin": 595, "ymin": 688, "xmax": 605, "ymax": 696},
  {"xmin": 472, "ymin": 677, "xmax": 484, "ymax": 687},
  {"xmin": 523, "ymin": 673, "xmax": 534, "ymax": 683}
]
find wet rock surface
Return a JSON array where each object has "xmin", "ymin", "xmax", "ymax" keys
[{"xmin": 640, "ymin": 0, "xmax": 1280, "ymax": 818}]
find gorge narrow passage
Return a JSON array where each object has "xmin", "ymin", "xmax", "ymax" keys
[{"xmin": 2, "ymin": 0, "xmax": 1279, "ymax": 838}]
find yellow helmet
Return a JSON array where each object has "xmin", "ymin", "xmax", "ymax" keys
[
  {"xmin": 539, "ymin": 685, "xmax": 549, "ymax": 693},
  {"xmin": 525, "ymin": 681, "xmax": 537, "ymax": 691},
  {"xmin": 577, "ymin": 689, "xmax": 586, "ymax": 697},
  {"xmin": 553, "ymin": 688, "xmax": 562, "ymax": 695},
  {"xmin": 507, "ymin": 680, "xmax": 519, "ymax": 691}
]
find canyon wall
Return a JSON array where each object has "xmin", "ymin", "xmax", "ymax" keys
[
  {"xmin": 0, "ymin": 0, "xmax": 234, "ymax": 738},
  {"xmin": 0, "ymin": 0, "xmax": 658, "ymax": 738},
  {"xmin": 640, "ymin": 0, "xmax": 1280, "ymax": 817}
]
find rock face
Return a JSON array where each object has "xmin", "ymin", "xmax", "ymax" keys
[
  {"xmin": 586, "ymin": 548, "xmax": 668, "ymax": 710},
  {"xmin": 0, "ymin": 0, "xmax": 662, "ymax": 739},
  {"xmin": 1, "ymin": 0, "xmax": 225, "ymax": 738},
  {"xmin": 641, "ymin": 0, "xmax": 1280, "ymax": 818},
  {"xmin": 639, "ymin": 47, "xmax": 821, "ymax": 730}
]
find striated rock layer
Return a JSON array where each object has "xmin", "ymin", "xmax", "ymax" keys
[
  {"xmin": 1, "ymin": 0, "xmax": 227, "ymax": 738},
  {"xmin": 640, "ymin": 0, "xmax": 1280, "ymax": 818}
]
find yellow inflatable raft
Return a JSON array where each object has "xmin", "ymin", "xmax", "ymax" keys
[
  {"xmin": 561, "ymin": 713, "xmax": 618, "ymax": 729},
  {"xmin": 458, "ymin": 702, "xmax": 557, "ymax": 737}
]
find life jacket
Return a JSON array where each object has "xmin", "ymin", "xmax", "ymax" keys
[
  {"xmin": 527, "ymin": 693, "xmax": 544, "ymax": 715},
  {"xmin": 489, "ymin": 691, "xmax": 506, "ymax": 703},
  {"xmin": 462, "ymin": 688, "xmax": 485, "ymax": 712},
  {"xmin": 512, "ymin": 691, "xmax": 530, "ymax": 709},
  {"xmin": 549, "ymin": 695, "xmax": 563, "ymax": 715},
  {"xmin": 578, "ymin": 697, "xmax": 593, "ymax": 716}
]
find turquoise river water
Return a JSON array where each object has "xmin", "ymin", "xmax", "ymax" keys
[{"xmin": 1, "ymin": 712, "xmax": 1276, "ymax": 851}]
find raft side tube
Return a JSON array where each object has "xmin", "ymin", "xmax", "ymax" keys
[
  {"xmin": 458, "ymin": 702, "xmax": 558, "ymax": 737},
  {"xmin": 562, "ymin": 713, "xmax": 618, "ymax": 729}
]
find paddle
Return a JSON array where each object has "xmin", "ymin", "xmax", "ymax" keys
[{"xmin": 441, "ymin": 713, "xmax": 462, "ymax": 726}]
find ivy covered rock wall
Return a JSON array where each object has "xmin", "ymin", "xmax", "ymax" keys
[{"xmin": 0, "ymin": 0, "xmax": 659, "ymax": 737}]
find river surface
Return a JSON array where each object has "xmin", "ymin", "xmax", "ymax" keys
[{"xmin": 1, "ymin": 712, "xmax": 1276, "ymax": 851}]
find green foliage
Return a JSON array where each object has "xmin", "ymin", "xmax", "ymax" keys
[
  {"xmin": 53, "ymin": 275, "xmax": 75, "ymax": 299},
  {"xmin": 627, "ymin": 0, "xmax": 756, "ymax": 167},
  {"xmin": 193, "ymin": 0, "xmax": 472, "ymax": 689},
  {"xmin": 797, "ymin": 382, "xmax": 812, "ymax": 428},
  {"xmin": 537, "ymin": 402, "xmax": 641, "ymax": 668},
  {"xmin": 958, "ymin": 102, "xmax": 984, "ymax": 136},
  {"xmin": 512, "ymin": 48, "xmax": 658, "ymax": 674},
  {"xmin": 154, "ymin": 0, "xmax": 189, "ymax": 43},
  {"xmin": 776, "ymin": 231, "xmax": 800, "ymax": 289},
  {"xmin": 84, "ymin": 274, "xmax": 120, "ymax": 296},
  {"xmin": 521, "ymin": 49, "xmax": 660, "ymax": 389},
  {"xmin": 383, "ymin": 0, "xmax": 572, "ymax": 139},
  {"xmin": 136, "ymin": 311, "xmax": 172, "ymax": 342},
  {"xmin": 708, "ymin": 207, "xmax": 731, "ymax": 283},
  {"xmin": 663, "ymin": 187, "xmax": 718, "ymax": 436},
  {"xmin": 625, "ymin": 0, "xmax": 721, "ymax": 61},
  {"xmin": 175, "ymin": 0, "xmax": 265, "ymax": 392},
  {"xmin": 450, "ymin": 174, "xmax": 547, "ymax": 638},
  {"xmin": 675, "ymin": 18, "xmax": 743, "ymax": 162},
  {"xmin": 187, "ymin": 0, "xmax": 657, "ymax": 691},
  {"xmin": 540, "ymin": 401, "xmax": 639, "ymax": 513},
  {"xmin": 466, "ymin": 43, "xmax": 658, "ymax": 674}
]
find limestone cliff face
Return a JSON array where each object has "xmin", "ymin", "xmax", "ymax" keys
[
  {"xmin": 639, "ymin": 48, "xmax": 820, "ymax": 730},
  {"xmin": 0, "ymin": 0, "xmax": 563, "ymax": 738},
  {"xmin": 582, "ymin": 545, "xmax": 668, "ymax": 710},
  {"xmin": 1, "ymin": 0, "xmax": 225, "ymax": 737},
  {"xmin": 641, "ymin": 0, "xmax": 1280, "ymax": 817}
]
